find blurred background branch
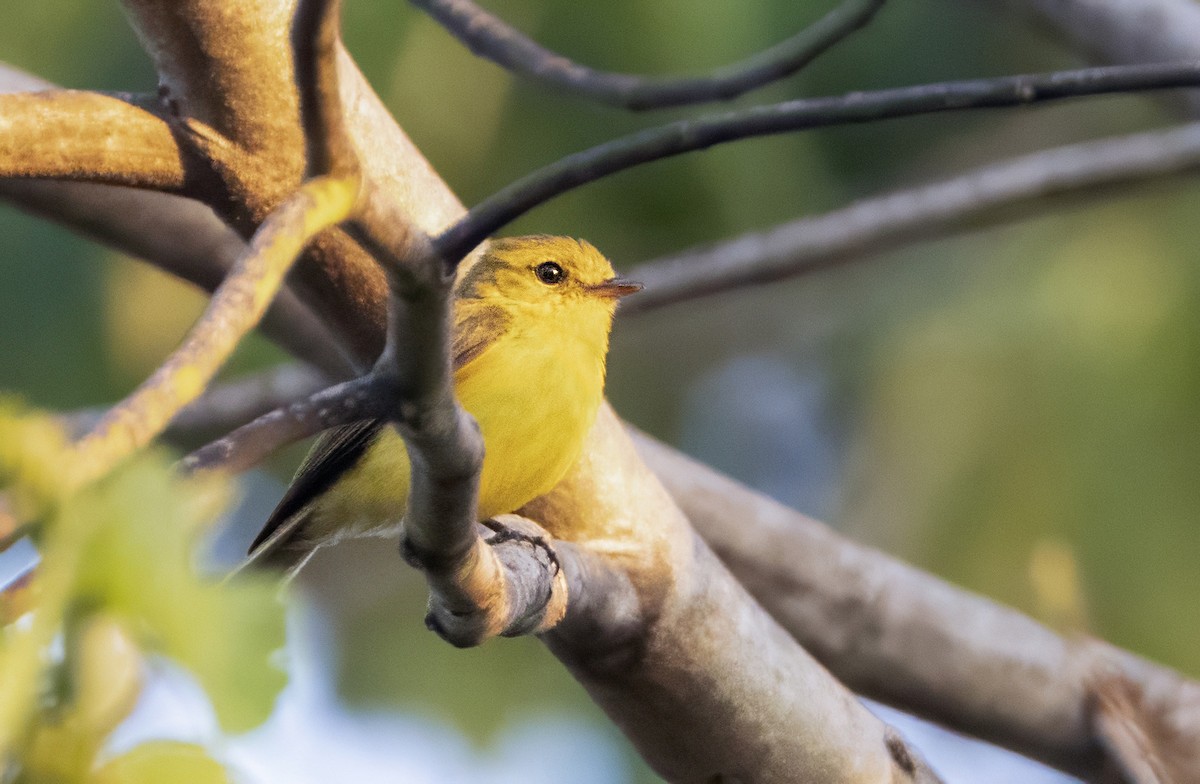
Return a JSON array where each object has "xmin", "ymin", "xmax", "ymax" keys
[
  {"xmin": 411, "ymin": 0, "xmax": 887, "ymax": 110},
  {"xmin": 625, "ymin": 120, "xmax": 1200, "ymax": 313}
]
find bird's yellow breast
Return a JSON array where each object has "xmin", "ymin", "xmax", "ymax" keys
[{"xmin": 308, "ymin": 302, "xmax": 608, "ymax": 541}]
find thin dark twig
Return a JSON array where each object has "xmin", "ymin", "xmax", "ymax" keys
[
  {"xmin": 622, "ymin": 121, "xmax": 1200, "ymax": 312},
  {"xmin": 434, "ymin": 60, "xmax": 1200, "ymax": 263},
  {"xmin": 59, "ymin": 364, "xmax": 329, "ymax": 439},
  {"xmin": 412, "ymin": 0, "xmax": 887, "ymax": 110},
  {"xmin": 180, "ymin": 374, "xmax": 386, "ymax": 475}
]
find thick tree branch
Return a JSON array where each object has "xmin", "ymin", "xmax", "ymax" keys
[
  {"xmin": 69, "ymin": 175, "xmax": 358, "ymax": 487},
  {"xmin": 0, "ymin": 90, "xmax": 191, "ymax": 192},
  {"xmin": 120, "ymin": 0, "xmax": 395, "ymax": 365},
  {"xmin": 0, "ymin": 62, "xmax": 354, "ymax": 377},
  {"xmin": 435, "ymin": 60, "xmax": 1200, "ymax": 261},
  {"xmin": 530, "ymin": 405, "xmax": 941, "ymax": 783},
  {"xmin": 413, "ymin": 0, "xmax": 887, "ymax": 110},
  {"xmin": 121, "ymin": 0, "xmax": 305, "ymax": 163},
  {"xmin": 623, "ymin": 120, "xmax": 1200, "ymax": 313},
  {"xmin": 632, "ymin": 431, "xmax": 1200, "ymax": 781}
]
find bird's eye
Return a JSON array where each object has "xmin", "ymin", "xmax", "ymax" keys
[{"xmin": 534, "ymin": 261, "xmax": 565, "ymax": 285}]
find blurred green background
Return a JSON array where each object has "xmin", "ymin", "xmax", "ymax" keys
[{"xmin": 1, "ymin": 0, "xmax": 1197, "ymax": 780}]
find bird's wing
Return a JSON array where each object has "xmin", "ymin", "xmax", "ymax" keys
[
  {"xmin": 246, "ymin": 418, "xmax": 385, "ymax": 557},
  {"xmin": 244, "ymin": 303, "xmax": 512, "ymax": 564},
  {"xmin": 451, "ymin": 304, "xmax": 509, "ymax": 369}
]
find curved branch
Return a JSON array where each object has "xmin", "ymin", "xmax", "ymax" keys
[
  {"xmin": 70, "ymin": 175, "xmax": 359, "ymax": 487},
  {"xmin": 413, "ymin": 0, "xmax": 887, "ymax": 110},
  {"xmin": 435, "ymin": 60, "xmax": 1200, "ymax": 262},
  {"xmin": 623, "ymin": 120, "xmax": 1200, "ymax": 313},
  {"xmin": 0, "ymin": 178, "xmax": 354, "ymax": 377},
  {"xmin": 0, "ymin": 62, "xmax": 354, "ymax": 377},
  {"xmin": 293, "ymin": 0, "xmax": 359, "ymax": 180},
  {"xmin": 0, "ymin": 90, "xmax": 190, "ymax": 192}
]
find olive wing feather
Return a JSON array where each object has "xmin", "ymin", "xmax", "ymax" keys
[{"xmin": 245, "ymin": 305, "xmax": 510, "ymax": 562}]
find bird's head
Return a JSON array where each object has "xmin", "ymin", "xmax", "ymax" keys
[{"xmin": 456, "ymin": 235, "xmax": 641, "ymax": 321}]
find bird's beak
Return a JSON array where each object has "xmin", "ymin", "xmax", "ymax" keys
[{"xmin": 588, "ymin": 276, "xmax": 643, "ymax": 299}]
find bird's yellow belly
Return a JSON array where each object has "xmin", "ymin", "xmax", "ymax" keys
[{"xmin": 311, "ymin": 329, "xmax": 603, "ymax": 540}]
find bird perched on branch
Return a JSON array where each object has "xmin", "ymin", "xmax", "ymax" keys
[{"xmin": 245, "ymin": 235, "xmax": 640, "ymax": 573}]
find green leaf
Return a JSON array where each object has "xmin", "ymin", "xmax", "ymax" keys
[
  {"xmin": 90, "ymin": 741, "xmax": 229, "ymax": 784},
  {"xmin": 0, "ymin": 398, "xmax": 71, "ymax": 520},
  {"xmin": 69, "ymin": 455, "xmax": 287, "ymax": 733}
]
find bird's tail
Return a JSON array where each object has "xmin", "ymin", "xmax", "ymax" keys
[{"xmin": 224, "ymin": 512, "xmax": 317, "ymax": 584}]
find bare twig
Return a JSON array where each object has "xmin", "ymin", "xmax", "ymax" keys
[
  {"xmin": 60, "ymin": 364, "xmax": 330, "ymax": 441},
  {"xmin": 623, "ymin": 120, "xmax": 1200, "ymax": 313},
  {"xmin": 180, "ymin": 374, "xmax": 383, "ymax": 475},
  {"xmin": 986, "ymin": 0, "xmax": 1200, "ymax": 111},
  {"xmin": 434, "ymin": 60, "xmax": 1200, "ymax": 261},
  {"xmin": 413, "ymin": 0, "xmax": 887, "ymax": 110},
  {"xmin": 0, "ymin": 178, "xmax": 354, "ymax": 378},
  {"xmin": 633, "ymin": 430, "xmax": 1200, "ymax": 780},
  {"xmin": 69, "ymin": 175, "xmax": 359, "ymax": 487},
  {"xmin": 0, "ymin": 90, "xmax": 191, "ymax": 191}
]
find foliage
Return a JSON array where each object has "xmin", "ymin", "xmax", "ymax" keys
[{"xmin": 0, "ymin": 402, "xmax": 286, "ymax": 782}]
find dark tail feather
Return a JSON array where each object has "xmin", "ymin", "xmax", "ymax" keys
[{"xmin": 225, "ymin": 512, "xmax": 317, "ymax": 582}]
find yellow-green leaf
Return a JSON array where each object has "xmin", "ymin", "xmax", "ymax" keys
[
  {"xmin": 70, "ymin": 456, "xmax": 287, "ymax": 732},
  {"xmin": 91, "ymin": 741, "xmax": 229, "ymax": 784}
]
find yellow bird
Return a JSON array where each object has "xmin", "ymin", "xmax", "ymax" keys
[{"xmin": 246, "ymin": 236, "xmax": 640, "ymax": 572}]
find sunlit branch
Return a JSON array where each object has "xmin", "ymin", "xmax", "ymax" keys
[
  {"xmin": 0, "ymin": 90, "xmax": 193, "ymax": 192},
  {"xmin": 69, "ymin": 176, "xmax": 359, "ymax": 488},
  {"xmin": 0, "ymin": 53, "xmax": 351, "ymax": 377},
  {"xmin": 435, "ymin": 59, "xmax": 1200, "ymax": 262},
  {"xmin": 623, "ymin": 120, "xmax": 1200, "ymax": 313},
  {"xmin": 412, "ymin": 0, "xmax": 887, "ymax": 110}
]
